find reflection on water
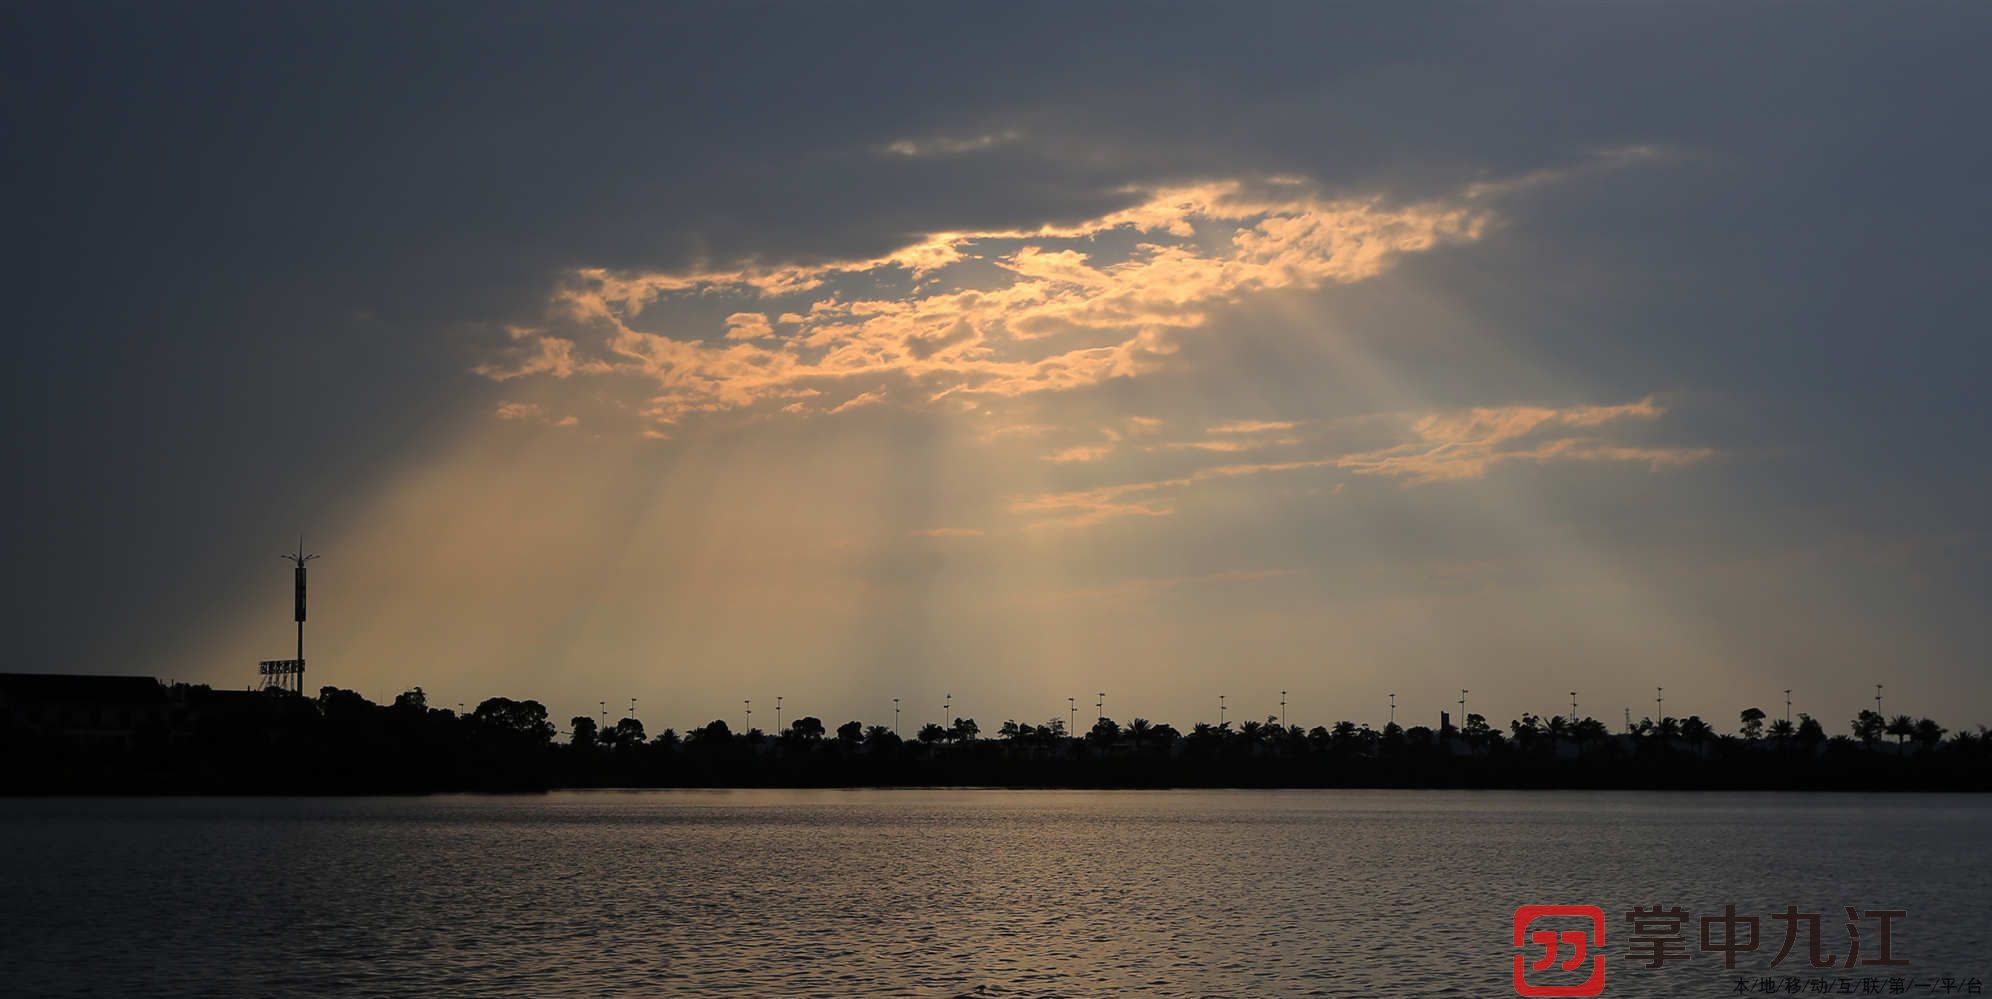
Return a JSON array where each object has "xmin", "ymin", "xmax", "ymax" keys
[{"xmin": 1, "ymin": 790, "xmax": 1988, "ymax": 997}]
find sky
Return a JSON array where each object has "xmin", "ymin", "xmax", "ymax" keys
[{"xmin": 5, "ymin": 3, "xmax": 1989, "ymax": 737}]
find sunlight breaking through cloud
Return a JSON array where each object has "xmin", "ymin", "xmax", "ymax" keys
[{"xmin": 476, "ymin": 176, "xmax": 1514, "ymax": 427}]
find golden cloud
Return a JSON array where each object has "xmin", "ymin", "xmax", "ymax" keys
[{"xmin": 476, "ymin": 175, "xmax": 1511, "ymax": 427}]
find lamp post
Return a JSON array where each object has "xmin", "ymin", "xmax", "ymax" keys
[
  {"xmin": 1067, "ymin": 697, "xmax": 1075, "ymax": 733},
  {"xmin": 744, "ymin": 699, "xmax": 751, "ymax": 732},
  {"xmin": 776, "ymin": 696, "xmax": 782, "ymax": 733},
  {"xmin": 1656, "ymin": 686, "xmax": 1664, "ymax": 720},
  {"xmin": 1875, "ymin": 684, "xmax": 1884, "ymax": 714},
  {"xmin": 945, "ymin": 693, "xmax": 952, "ymax": 730},
  {"xmin": 1280, "ymin": 690, "xmax": 1287, "ymax": 729},
  {"xmin": 1459, "ymin": 689, "xmax": 1468, "ymax": 723},
  {"xmin": 1570, "ymin": 691, "xmax": 1578, "ymax": 718},
  {"xmin": 1388, "ymin": 693, "xmax": 1395, "ymax": 727},
  {"xmin": 1097, "ymin": 692, "xmax": 1105, "ymax": 723},
  {"xmin": 1784, "ymin": 689, "xmax": 1791, "ymax": 725},
  {"xmin": 893, "ymin": 698, "xmax": 900, "ymax": 735},
  {"xmin": 1219, "ymin": 694, "xmax": 1226, "ymax": 727}
]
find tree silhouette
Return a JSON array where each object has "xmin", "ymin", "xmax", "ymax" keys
[
  {"xmin": 1768, "ymin": 717, "xmax": 1795, "ymax": 745},
  {"xmin": 1088, "ymin": 717, "xmax": 1121, "ymax": 748},
  {"xmin": 1739, "ymin": 707, "xmax": 1766, "ymax": 740},
  {"xmin": 1914, "ymin": 717, "xmax": 1946, "ymax": 749},
  {"xmin": 1125, "ymin": 717, "xmax": 1153, "ymax": 749},
  {"xmin": 472, "ymin": 697, "xmax": 556, "ymax": 743},
  {"xmin": 11, "ymin": 680, "xmax": 1990, "ymax": 793},
  {"xmin": 1853, "ymin": 709, "xmax": 1886, "ymax": 746},
  {"xmin": 1885, "ymin": 714, "xmax": 1916, "ymax": 752}
]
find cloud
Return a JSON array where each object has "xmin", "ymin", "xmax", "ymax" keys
[
  {"xmin": 881, "ymin": 129, "xmax": 1025, "ymax": 157},
  {"xmin": 723, "ymin": 312, "xmax": 775, "ymax": 340},
  {"xmin": 1335, "ymin": 396, "xmax": 1714, "ymax": 483},
  {"xmin": 1044, "ymin": 442, "xmax": 1117, "ymax": 463},
  {"xmin": 1012, "ymin": 397, "xmax": 1710, "ymax": 525},
  {"xmin": 494, "ymin": 401, "xmax": 543, "ymax": 420},
  {"xmin": 828, "ymin": 387, "xmax": 888, "ymax": 414},
  {"xmin": 476, "ymin": 160, "xmax": 1639, "ymax": 426},
  {"xmin": 1210, "ymin": 420, "xmax": 1296, "ymax": 434}
]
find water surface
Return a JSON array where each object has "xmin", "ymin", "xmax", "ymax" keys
[{"xmin": 2, "ymin": 790, "xmax": 1986, "ymax": 996}]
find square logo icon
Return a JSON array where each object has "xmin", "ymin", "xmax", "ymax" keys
[{"xmin": 1514, "ymin": 905, "xmax": 1608, "ymax": 997}]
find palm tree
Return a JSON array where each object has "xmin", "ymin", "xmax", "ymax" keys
[
  {"xmin": 1885, "ymin": 714, "xmax": 1916, "ymax": 752},
  {"xmin": 1768, "ymin": 717, "xmax": 1795, "ymax": 745},
  {"xmin": 1679, "ymin": 716, "xmax": 1712, "ymax": 759},
  {"xmin": 1126, "ymin": 717, "xmax": 1153, "ymax": 749}
]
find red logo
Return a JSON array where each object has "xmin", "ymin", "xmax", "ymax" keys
[{"xmin": 1514, "ymin": 905, "xmax": 1608, "ymax": 997}]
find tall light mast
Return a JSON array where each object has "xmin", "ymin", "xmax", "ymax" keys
[{"xmin": 259, "ymin": 537, "xmax": 317, "ymax": 694}]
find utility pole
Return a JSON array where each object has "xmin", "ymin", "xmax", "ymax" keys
[
  {"xmin": 1280, "ymin": 690, "xmax": 1287, "ymax": 729},
  {"xmin": 599, "ymin": 701, "xmax": 606, "ymax": 727},
  {"xmin": 1388, "ymin": 693, "xmax": 1395, "ymax": 727},
  {"xmin": 893, "ymin": 698, "xmax": 900, "ymax": 735},
  {"xmin": 1219, "ymin": 694, "xmax": 1226, "ymax": 727},
  {"xmin": 1784, "ymin": 689, "xmax": 1791, "ymax": 725},
  {"xmin": 944, "ymin": 692, "xmax": 951, "ymax": 730},
  {"xmin": 776, "ymin": 696, "xmax": 782, "ymax": 732},
  {"xmin": 1570, "ymin": 691, "xmax": 1578, "ymax": 718},
  {"xmin": 1875, "ymin": 684, "xmax": 1883, "ymax": 715},
  {"xmin": 1067, "ymin": 697, "xmax": 1075, "ymax": 732},
  {"xmin": 1459, "ymin": 689, "xmax": 1468, "ymax": 722},
  {"xmin": 629, "ymin": 697, "xmax": 637, "ymax": 720},
  {"xmin": 1656, "ymin": 686, "xmax": 1664, "ymax": 719},
  {"xmin": 1097, "ymin": 692, "xmax": 1105, "ymax": 723},
  {"xmin": 1624, "ymin": 707, "xmax": 1632, "ymax": 732},
  {"xmin": 744, "ymin": 699, "xmax": 752, "ymax": 732}
]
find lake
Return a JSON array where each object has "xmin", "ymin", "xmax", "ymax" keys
[{"xmin": 1, "ymin": 790, "xmax": 1987, "ymax": 996}]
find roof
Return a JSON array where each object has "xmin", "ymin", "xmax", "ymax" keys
[{"xmin": 0, "ymin": 672, "xmax": 166, "ymax": 704}]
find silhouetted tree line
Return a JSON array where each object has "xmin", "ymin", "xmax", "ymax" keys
[{"xmin": 6, "ymin": 680, "xmax": 1988, "ymax": 793}]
